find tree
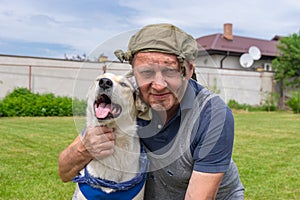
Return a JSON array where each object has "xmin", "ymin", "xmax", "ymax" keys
[
  {"xmin": 272, "ymin": 32, "xmax": 300, "ymax": 109},
  {"xmin": 272, "ymin": 32, "xmax": 300, "ymax": 88}
]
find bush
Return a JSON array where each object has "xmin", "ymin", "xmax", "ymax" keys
[
  {"xmin": 227, "ymin": 99, "xmax": 276, "ymax": 112},
  {"xmin": 227, "ymin": 100, "xmax": 256, "ymax": 111},
  {"xmin": 73, "ymin": 98, "xmax": 87, "ymax": 116},
  {"xmin": 262, "ymin": 92, "xmax": 278, "ymax": 112},
  {"xmin": 0, "ymin": 88, "xmax": 86, "ymax": 117},
  {"xmin": 287, "ymin": 90, "xmax": 300, "ymax": 114}
]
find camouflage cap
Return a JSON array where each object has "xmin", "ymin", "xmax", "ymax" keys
[{"xmin": 114, "ymin": 23, "xmax": 199, "ymax": 65}]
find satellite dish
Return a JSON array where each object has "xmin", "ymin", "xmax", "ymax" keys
[
  {"xmin": 239, "ymin": 53, "xmax": 254, "ymax": 68},
  {"xmin": 249, "ymin": 46, "xmax": 261, "ymax": 60}
]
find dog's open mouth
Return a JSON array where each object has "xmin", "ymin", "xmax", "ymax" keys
[{"xmin": 94, "ymin": 94, "xmax": 122, "ymax": 120}]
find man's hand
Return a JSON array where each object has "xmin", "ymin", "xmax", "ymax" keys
[
  {"xmin": 58, "ymin": 125, "xmax": 115, "ymax": 182},
  {"xmin": 80, "ymin": 126, "xmax": 115, "ymax": 160}
]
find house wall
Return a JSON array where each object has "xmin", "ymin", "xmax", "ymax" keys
[
  {"xmin": 195, "ymin": 67, "xmax": 274, "ymax": 105},
  {"xmin": 0, "ymin": 55, "xmax": 274, "ymax": 105},
  {"xmin": 196, "ymin": 55, "xmax": 273, "ymax": 71}
]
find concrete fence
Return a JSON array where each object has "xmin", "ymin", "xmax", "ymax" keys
[
  {"xmin": 195, "ymin": 67, "xmax": 275, "ymax": 105},
  {"xmin": 0, "ymin": 55, "xmax": 275, "ymax": 105},
  {"xmin": 0, "ymin": 55, "xmax": 131, "ymax": 100}
]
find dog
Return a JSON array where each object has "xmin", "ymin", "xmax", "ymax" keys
[{"xmin": 72, "ymin": 73, "xmax": 149, "ymax": 200}]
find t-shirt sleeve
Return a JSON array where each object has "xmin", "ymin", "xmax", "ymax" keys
[{"xmin": 191, "ymin": 96, "xmax": 234, "ymax": 173}]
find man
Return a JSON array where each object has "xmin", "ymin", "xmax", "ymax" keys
[{"xmin": 58, "ymin": 23, "xmax": 244, "ymax": 199}]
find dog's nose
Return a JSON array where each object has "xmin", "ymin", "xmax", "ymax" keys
[{"xmin": 99, "ymin": 78, "xmax": 113, "ymax": 90}]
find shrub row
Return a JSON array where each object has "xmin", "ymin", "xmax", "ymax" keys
[
  {"xmin": 1, "ymin": 87, "xmax": 298, "ymax": 117},
  {"xmin": 227, "ymin": 90, "xmax": 300, "ymax": 113},
  {"xmin": 227, "ymin": 99, "xmax": 276, "ymax": 112},
  {"xmin": 0, "ymin": 88, "xmax": 86, "ymax": 117}
]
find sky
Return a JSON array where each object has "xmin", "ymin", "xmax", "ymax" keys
[{"xmin": 0, "ymin": 0, "xmax": 299, "ymax": 60}]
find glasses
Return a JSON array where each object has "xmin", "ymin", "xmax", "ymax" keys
[{"xmin": 134, "ymin": 65, "xmax": 181, "ymax": 80}]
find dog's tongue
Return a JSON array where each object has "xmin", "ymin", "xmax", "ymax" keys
[{"xmin": 95, "ymin": 103, "xmax": 111, "ymax": 118}]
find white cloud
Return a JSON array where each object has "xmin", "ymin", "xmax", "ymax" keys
[
  {"xmin": 0, "ymin": 0, "xmax": 129, "ymax": 55},
  {"xmin": 118, "ymin": 0, "xmax": 300, "ymax": 39},
  {"xmin": 0, "ymin": 0, "xmax": 299, "ymax": 58}
]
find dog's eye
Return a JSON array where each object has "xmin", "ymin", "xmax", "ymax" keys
[{"xmin": 120, "ymin": 82, "xmax": 129, "ymax": 87}]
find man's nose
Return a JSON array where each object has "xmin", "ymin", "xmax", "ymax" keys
[{"xmin": 152, "ymin": 72, "xmax": 167, "ymax": 89}]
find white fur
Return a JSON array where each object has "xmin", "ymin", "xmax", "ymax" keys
[{"xmin": 73, "ymin": 73, "xmax": 145, "ymax": 200}]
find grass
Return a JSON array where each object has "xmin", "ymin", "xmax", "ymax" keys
[
  {"xmin": 232, "ymin": 111, "xmax": 300, "ymax": 199},
  {"xmin": 0, "ymin": 112, "xmax": 299, "ymax": 199},
  {"xmin": 0, "ymin": 117, "xmax": 77, "ymax": 199}
]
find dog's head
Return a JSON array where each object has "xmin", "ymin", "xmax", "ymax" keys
[{"xmin": 86, "ymin": 73, "xmax": 149, "ymax": 127}]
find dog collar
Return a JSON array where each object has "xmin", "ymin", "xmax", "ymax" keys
[{"xmin": 73, "ymin": 146, "xmax": 148, "ymax": 191}]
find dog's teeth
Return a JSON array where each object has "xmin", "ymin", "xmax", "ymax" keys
[{"xmin": 115, "ymin": 106, "xmax": 120, "ymax": 114}]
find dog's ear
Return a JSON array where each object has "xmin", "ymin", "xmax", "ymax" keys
[
  {"xmin": 125, "ymin": 70, "xmax": 152, "ymax": 120},
  {"xmin": 135, "ymin": 94, "xmax": 152, "ymax": 121}
]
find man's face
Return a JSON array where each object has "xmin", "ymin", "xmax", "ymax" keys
[{"xmin": 133, "ymin": 52, "xmax": 191, "ymax": 113}]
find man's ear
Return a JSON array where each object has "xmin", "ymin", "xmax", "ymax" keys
[
  {"xmin": 187, "ymin": 62, "xmax": 195, "ymax": 80},
  {"xmin": 135, "ymin": 93, "xmax": 152, "ymax": 121}
]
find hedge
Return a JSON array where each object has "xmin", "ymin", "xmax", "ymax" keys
[{"xmin": 0, "ymin": 88, "xmax": 86, "ymax": 117}]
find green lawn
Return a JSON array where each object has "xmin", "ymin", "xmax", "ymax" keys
[
  {"xmin": 233, "ymin": 111, "xmax": 300, "ymax": 199},
  {"xmin": 0, "ymin": 117, "xmax": 77, "ymax": 199},
  {"xmin": 0, "ymin": 112, "xmax": 299, "ymax": 199}
]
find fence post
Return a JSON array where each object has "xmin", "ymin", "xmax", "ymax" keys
[{"xmin": 28, "ymin": 65, "xmax": 32, "ymax": 91}]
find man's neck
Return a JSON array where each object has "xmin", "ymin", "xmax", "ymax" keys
[{"xmin": 154, "ymin": 103, "xmax": 179, "ymax": 125}]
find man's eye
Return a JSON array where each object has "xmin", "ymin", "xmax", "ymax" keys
[
  {"xmin": 163, "ymin": 68, "xmax": 179, "ymax": 77},
  {"xmin": 141, "ymin": 70, "xmax": 154, "ymax": 77}
]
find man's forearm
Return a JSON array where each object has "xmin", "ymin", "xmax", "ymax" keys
[
  {"xmin": 185, "ymin": 171, "xmax": 223, "ymax": 200},
  {"xmin": 58, "ymin": 136, "xmax": 92, "ymax": 182}
]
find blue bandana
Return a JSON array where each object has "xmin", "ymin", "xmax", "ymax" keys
[
  {"xmin": 76, "ymin": 178, "xmax": 145, "ymax": 200},
  {"xmin": 73, "ymin": 146, "xmax": 148, "ymax": 199}
]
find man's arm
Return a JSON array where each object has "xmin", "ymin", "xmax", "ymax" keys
[
  {"xmin": 58, "ymin": 126, "xmax": 115, "ymax": 182},
  {"xmin": 58, "ymin": 136, "xmax": 92, "ymax": 182},
  {"xmin": 185, "ymin": 171, "xmax": 224, "ymax": 200}
]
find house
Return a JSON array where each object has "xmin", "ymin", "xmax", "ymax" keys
[
  {"xmin": 195, "ymin": 23, "xmax": 279, "ymax": 71},
  {"xmin": 188, "ymin": 23, "xmax": 280, "ymax": 106}
]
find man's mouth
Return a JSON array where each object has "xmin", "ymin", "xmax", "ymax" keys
[
  {"xmin": 151, "ymin": 92, "xmax": 171, "ymax": 100},
  {"xmin": 94, "ymin": 94, "xmax": 122, "ymax": 120}
]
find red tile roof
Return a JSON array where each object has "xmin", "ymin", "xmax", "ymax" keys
[{"xmin": 196, "ymin": 33, "xmax": 279, "ymax": 57}]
